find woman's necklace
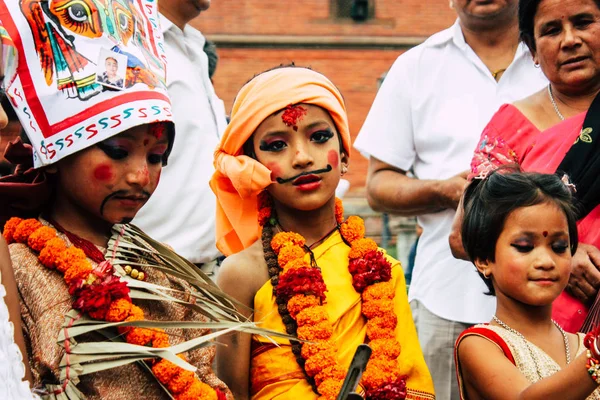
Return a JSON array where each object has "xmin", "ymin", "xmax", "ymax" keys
[
  {"xmin": 492, "ymin": 315, "xmax": 571, "ymax": 379},
  {"xmin": 548, "ymin": 84, "xmax": 566, "ymax": 121}
]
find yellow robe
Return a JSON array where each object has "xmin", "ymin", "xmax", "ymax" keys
[{"xmin": 250, "ymin": 230, "xmax": 435, "ymax": 399}]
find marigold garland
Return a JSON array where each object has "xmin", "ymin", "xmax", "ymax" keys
[
  {"xmin": 3, "ymin": 217, "xmax": 223, "ymax": 400},
  {"xmin": 258, "ymin": 195, "xmax": 407, "ymax": 399}
]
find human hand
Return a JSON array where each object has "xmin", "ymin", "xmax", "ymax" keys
[
  {"xmin": 439, "ymin": 170, "xmax": 469, "ymax": 210},
  {"xmin": 567, "ymin": 243, "xmax": 600, "ymax": 306}
]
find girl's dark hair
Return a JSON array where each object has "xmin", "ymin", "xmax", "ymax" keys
[
  {"xmin": 519, "ymin": 0, "xmax": 600, "ymax": 51},
  {"xmin": 461, "ymin": 166, "xmax": 579, "ymax": 295}
]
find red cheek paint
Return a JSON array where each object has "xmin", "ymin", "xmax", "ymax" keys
[
  {"xmin": 327, "ymin": 150, "xmax": 339, "ymax": 167},
  {"xmin": 266, "ymin": 162, "xmax": 282, "ymax": 181},
  {"xmin": 94, "ymin": 164, "xmax": 114, "ymax": 181},
  {"xmin": 543, "ymin": 231, "xmax": 548, "ymax": 237}
]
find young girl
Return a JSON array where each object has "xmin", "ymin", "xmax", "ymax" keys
[
  {"xmin": 455, "ymin": 169, "xmax": 600, "ymax": 399},
  {"xmin": 211, "ymin": 66, "xmax": 435, "ymax": 400},
  {"xmin": 0, "ymin": 2, "xmax": 237, "ymax": 398}
]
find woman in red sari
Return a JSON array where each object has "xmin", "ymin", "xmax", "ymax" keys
[{"xmin": 450, "ymin": 0, "xmax": 600, "ymax": 333}]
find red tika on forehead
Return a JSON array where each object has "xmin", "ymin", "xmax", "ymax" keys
[
  {"xmin": 149, "ymin": 122, "xmax": 167, "ymax": 139},
  {"xmin": 281, "ymin": 104, "xmax": 307, "ymax": 131}
]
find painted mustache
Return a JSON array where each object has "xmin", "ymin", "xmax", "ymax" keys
[
  {"xmin": 276, "ymin": 165, "xmax": 333, "ymax": 184},
  {"xmin": 100, "ymin": 190, "xmax": 151, "ymax": 215}
]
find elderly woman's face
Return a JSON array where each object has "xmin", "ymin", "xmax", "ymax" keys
[{"xmin": 532, "ymin": 0, "xmax": 600, "ymax": 93}]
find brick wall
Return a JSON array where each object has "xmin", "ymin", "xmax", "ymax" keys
[{"xmin": 191, "ymin": 0, "xmax": 457, "ymax": 193}]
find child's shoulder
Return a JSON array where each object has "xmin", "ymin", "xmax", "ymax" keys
[{"xmin": 218, "ymin": 241, "xmax": 269, "ymax": 302}]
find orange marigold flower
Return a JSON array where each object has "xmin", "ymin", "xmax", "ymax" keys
[
  {"xmin": 152, "ymin": 331, "xmax": 171, "ymax": 348},
  {"xmin": 339, "ymin": 216, "xmax": 365, "ymax": 244},
  {"xmin": 304, "ymin": 348, "xmax": 337, "ymax": 377},
  {"xmin": 362, "ymin": 298, "xmax": 394, "ymax": 319},
  {"xmin": 175, "ymin": 380, "xmax": 217, "ymax": 400},
  {"xmin": 3, "ymin": 217, "xmax": 23, "ymax": 244},
  {"xmin": 13, "ymin": 219, "xmax": 43, "ymax": 244},
  {"xmin": 126, "ymin": 327, "xmax": 155, "ymax": 346},
  {"xmin": 348, "ymin": 238, "xmax": 378, "ymax": 260},
  {"xmin": 152, "ymin": 358, "xmax": 180, "ymax": 384},
  {"xmin": 118, "ymin": 305, "xmax": 145, "ymax": 335},
  {"xmin": 56, "ymin": 247, "xmax": 87, "ymax": 273},
  {"xmin": 366, "ymin": 313, "xmax": 397, "ymax": 340},
  {"xmin": 287, "ymin": 294, "xmax": 320, "ymax": 319},
  {"xmin": 361, "ymin": 358, "xmax": 401, "ymax": 390},
  {"xmin": 63, "ymin": 259, "xmax": 93, "ymax": 285},
  {"xmin": 167, "ymin": 369, "xmax": 196, "ymax": 394},
  {"xmin": 27, "ymin": 226, "xmax": 57, "ymax": 252},
  {"xmin": 296, "ymin": 305, "xmax": 329, "ymax": 326},
  {"xmin": 369, "ymin": 338, "xmax": 401, "ymax": 360},
  {"xmin": 334, "ymin": 198, "xmax": 344, "ymax": 224},
  {"xmin": 105, "ymin": 298, "xmax": 133, "ymax": 322},
  {"xmin": 39, "ymin": 238, "xmax": 68, "ymax": 269},
  {"xmin": 277, "ymin": 245, "xmax": 305, "ymax": 269},
  {"xmin": 315, "ymin": 365, "xmax": 346, "ymax": 387},
  {"xmin": 271, "ymin": 232, "xmax": 306, "ymax": 255},
  {"xmin": 318, "ymin": 378, "xmax": 343, "ymax": 399},
  {"xmin": 362, "ymin": 281, "xmax": 395, "ymax": 303},
  {"xmin": 282, "ymin": 258, "xmax": 309, "ymax": 274},
  {"xmin": 301, "ymin": 340, "xmax": 335, "ymax": 360},
  {"xmin": 297, "ymin": 320, "xmax": 333, "ymax": 341}
]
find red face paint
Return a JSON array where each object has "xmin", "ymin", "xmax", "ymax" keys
[
  {"xmin": 149, "ymin": 122, "xmax": 166, "ymax": 139},
  {"xmin": 94, "ymin": 164, "xmax": 114, "ymax": 181},
  {"xmin": 139, "ymin": 166, "xmax": 150, "ymax": 186},
  {"xmin": 543, "ymin": 231, "xmax": 548, "ymax": 237},
  {"xmin": 327, "ymin": 150, "xmax": 339, "ymax": 167},
  {"xmin": 281, "ymin": 104, "xmax": 307, "ymax": 132},
  {"xmin": 266, "ymin": 162, "xmax": 282, "ymax": 181}
]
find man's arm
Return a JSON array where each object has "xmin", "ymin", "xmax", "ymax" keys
[{"xmin": 366, "ymin": 156, "xmax": 469, "ymax": 216}]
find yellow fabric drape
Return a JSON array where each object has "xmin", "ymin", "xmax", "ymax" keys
[
  {"xmin": 210, "ymin": 67, "xmax": 351, "ymax": 256},
  {"xmin": 250, "ymin": 230, "xmax": 435, "ymax": 399}
]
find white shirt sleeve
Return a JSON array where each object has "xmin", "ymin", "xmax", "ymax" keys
[{"xmin": 354, "ymin": 51, "xmax": 418, "ymax": 172}]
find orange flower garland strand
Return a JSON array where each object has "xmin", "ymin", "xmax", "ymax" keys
[
  {"xmin": 261, "ymin": 194, "xmax": 406, "ymax": 399},
  {"xmin": 4, "ymin": 217, "xmax": 222, "ymax": 400}
]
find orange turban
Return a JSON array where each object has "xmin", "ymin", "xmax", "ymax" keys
[{"xmin": 210, "ymin": 67, "xmax": 351, "ymax": 256}]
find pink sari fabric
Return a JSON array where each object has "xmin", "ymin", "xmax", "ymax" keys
[{"xmin": 470, "ymin": 104, "xmax": 593, "ymax": 333}]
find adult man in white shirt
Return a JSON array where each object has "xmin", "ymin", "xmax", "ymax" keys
[
  {"xmin": 134, "ymin": 0, "xmax": 228, "ymax": 274},
  {"xmin": 353, "ymin": 1, "xmax": 546, "ymax": 398}
]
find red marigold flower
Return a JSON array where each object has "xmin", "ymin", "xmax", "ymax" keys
[
  {"xmin": 258, "ymin": 207, "xmax": 272, "ymax": 227},
  {"xmin": 276, "ymin": 267, "xmax": 327, "ymax": 303},
  {"xmin": 215, "ymin": 388, "xmax": 227, "ymax": 400},
  {"xmin": 3, "ymin": 217, "xmax": 23, "ymax": 244},
  {"xmin": 339, "ymin": 215, "xmax": 365, "ymax": 244},
  {"xmin": 348, "ymin": 250, "xmax": 392, "ymax": 292},
  {"xmin": 271, "ymin": 232, "xmax": 306, "ymax": 254},
  {"xmin": 105, "ymin": 298, "xmax": 133, "ymax": 322},
  {"xmin": 366, "ymin": 376, "xmax": 407, "ymax": 400},
  {"xmin": 167, "ymin": 369, "xmax": 196, "ymax": 394},
  {"xmin": 334, "ymin": 198, "xmax": 344, "ymax": 225},
  {"xmin": 56, "ymin": 247, "xmax": 87, "ymax": 273},
  {"xmin": 71, "ymin": 274, "xmax": 130, "ymax": 316},
  {"xmin": 28, "ymin": 226, "xmax": 57, "ymax": 252},
  {"xmin": 13, "ymin": 219, "xmax": 43, "ymax": 244},
  {"xmin": 287, "ymin": 294, "xmax": 320, "ymax": 319},
  {"xmin": 39, "ymin": 238, "xmax": 67, "ymax": 269}
]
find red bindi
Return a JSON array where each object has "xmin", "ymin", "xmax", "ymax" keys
[
  {"xmin": 149, "ymin": 122, "xmax": 166, "ymax": 139},
  {"xmin": 93, "ymin": 164, "xmax": 113, "ymax": 181},
  {"xmin": 281, "ymin": 104, "xmax": 307, "ymax": 132},
  {"xmin": 543, "ymin": 231, "xmax": 548, "ymax": 237},
  {"xmin": 327, "ymin": 150, "xmax": 339, "ymax": 167}
]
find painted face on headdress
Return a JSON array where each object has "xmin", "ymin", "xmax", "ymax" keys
[{"xmin": 21, "ymin": 0, "xmax": 162, "ymax": 100}]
